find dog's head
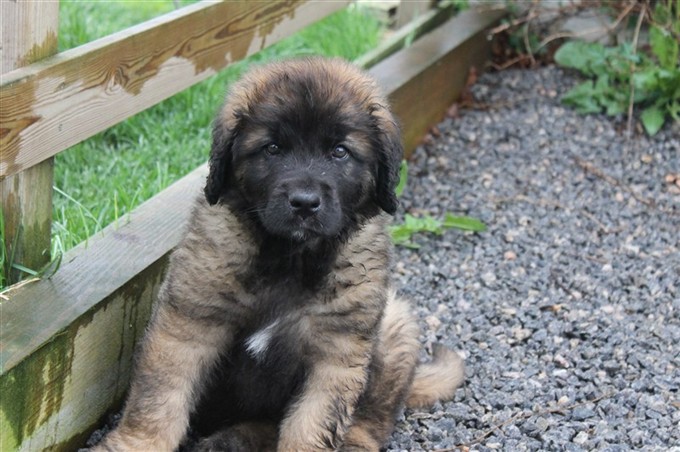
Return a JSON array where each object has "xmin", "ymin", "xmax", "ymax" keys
[{"xmin": 205, "ymin": 57, "xmax": 403, "ymax": 242}]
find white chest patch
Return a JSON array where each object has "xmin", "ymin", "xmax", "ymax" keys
[{"xmin": 245, "ymin": 320, "xmax": 280, "ymax": 360}]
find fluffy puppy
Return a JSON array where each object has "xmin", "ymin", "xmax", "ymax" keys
[{"xmin": 93, "ymin": 57, "xmax": 464, "ymax": 452}]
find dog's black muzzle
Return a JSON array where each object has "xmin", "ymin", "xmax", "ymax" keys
[
  {"xmin": 261, "ymin": 170, "xmax": 343, "ymax": 241},
  {"xmin": 288, "ymin": 188, "xmax": 322, "ymax": 219}
]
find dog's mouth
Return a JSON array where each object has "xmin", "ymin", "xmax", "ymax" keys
[
  {"xmin": 289, "ymin": 219, "xmax": 324, "ymax": 242},
  {"xmin": 265, "ymin": 212, "xmax": 333, "ymax": 242}
]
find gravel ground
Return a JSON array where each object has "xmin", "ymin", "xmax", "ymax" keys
[{"xmin": 387, "ymin": 65, "xmax": 679, "ymax": 451}]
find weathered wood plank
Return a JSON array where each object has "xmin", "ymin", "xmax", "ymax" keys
[
  {"xmin": 0, "ymin": 1, "xmax": 58, "ymax": 284},
  {"xmin": 1, "ymin": 165, "xmax": 206, "ymax": 372},
  {"xmin": 355, "ymin": 3, "xmax": 456, "ymax": 69},
  {"xmin": 0, "ymin": 260, "xmax": 163, "ymax": 451},
  {"xmin": 0, "ymin": 7, "xmax": 505, "ymax": 450},
  {"xmin": 0, "ymin": 1, "xmax": 59, "ymax": 70},
  {"xmin": 0, "ymin": 0, "xmax": 348, "ymax": 179}
]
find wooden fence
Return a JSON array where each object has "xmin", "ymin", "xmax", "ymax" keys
[{"xmin": 0, "ymin": 1, "xmax": 504, "ymax": 450}]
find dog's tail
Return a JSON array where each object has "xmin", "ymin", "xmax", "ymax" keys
[{"xmin": 405, "ymin": 344, "xmax": 465, "ymax": 409}]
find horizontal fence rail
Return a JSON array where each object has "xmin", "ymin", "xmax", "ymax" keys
[{"xmin": 0, "ymin": 0, "xmax": 348, "ymax": 179}]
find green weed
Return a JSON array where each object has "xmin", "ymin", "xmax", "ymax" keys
[
  {"xmin": 391, "ymin": 213, "xmax": 487, "ymax": 249},
  {"xmin": 395, "ymin": 160, "xmax": 409, "ymax": 197},
  {"xmin": 555, "ymin": 1, "xmax": 680, "ymax": 135}
]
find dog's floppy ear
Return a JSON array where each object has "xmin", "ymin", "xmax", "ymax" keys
[
  {"xmin": 204, "ymin": 112, "xmax": 238, "ymax": 205},
  {"xmin": 373, "ymin": 106, "xmax": 404, "ymax": 215}
]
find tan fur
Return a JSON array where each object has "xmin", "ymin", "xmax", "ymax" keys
[
  {"xmin": 406, "ymin": 345, "xmax": 466, "ymax": 409},
  {"xmin": 92, "ymin": 58, "xmax": 464, "ymax": 452}
]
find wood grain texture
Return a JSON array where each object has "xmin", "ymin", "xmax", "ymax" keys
[
  {"xmin": 0, "ymin": 1, "xmax": 59, "ymax": 283},
  {"xmin": 0, "ymin": 8, "xmax": 504, "ymax": 451},
  {"xmin": 0, "ymin": 0, "xmax": 348, "ymax": 179},
  {"xmin": 0, "ymin": 1, "xmax": 59, "ymax": 71}
]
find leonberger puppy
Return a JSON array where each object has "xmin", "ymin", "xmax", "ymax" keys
[{"xmin": 93, "ymin": 57, "xmax": 464, "ymax": 452}]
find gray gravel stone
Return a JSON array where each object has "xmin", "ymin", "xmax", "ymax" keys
[{"xmin": 387, "ymin": 65, "xmax": 679, "ymax": 451}]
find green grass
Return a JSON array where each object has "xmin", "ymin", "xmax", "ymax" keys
[
  {"xmin": 51, "ymin": 3, "xmax": 383, "ymax": 258},
  {"xmin": 59, "ymin": 0, "xmax": 192, "ymax": 51}
]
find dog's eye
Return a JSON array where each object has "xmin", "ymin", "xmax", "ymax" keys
[
  {"xmin": 264, "ymin": 143, "xmax": 280, "ymax": 156},
  {"xmin": 331, "ymin": 145, "xmax": 349, "ymax": 160}
]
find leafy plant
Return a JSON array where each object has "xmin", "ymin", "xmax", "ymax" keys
[
  {"xmin": 390, "ymin": 213, "xmax": 487, "ymax": 249},
  {"xmin": 395, "ymin": 160, "xmax": 409, "ymax": 197},
  {"xmin": 390, "ymin": 161, "xmax": 487, "ymax": 248},
  {"xmin": 554, "ymin": 1, "xmax": 680, "ymax": 135}
]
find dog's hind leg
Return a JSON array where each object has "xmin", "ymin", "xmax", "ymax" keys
[
  {"xmin": 341, "ymin": 293, "xmax": 420, "ymax": 451},
  {"xmin": 191, "ymin": 421, "xmax": 278, "ymax": 452},
  {"xmin": 342, "ymin": 294, "xmax": 466, "ymax": 451}
]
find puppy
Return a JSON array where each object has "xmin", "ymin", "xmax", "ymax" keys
[{"xmin": 93, "ymin": 57, "xmax": 464, "ymax": 452}]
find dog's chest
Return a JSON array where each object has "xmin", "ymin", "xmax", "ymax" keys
[
  {"xmin": 196, "ymin": 315, "xmax": 308, "ymax": 428},
  {"xmin": 236, "ymin": 253, "xmax": 334, "ymax": 364},
  {"xmin": 244, "ymin": 319, "xmax": 281, "ymax": 361}
]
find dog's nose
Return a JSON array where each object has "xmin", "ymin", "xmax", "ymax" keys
[{"xmin": 289, "ymin": 190, "xmax": 321, "ymax": 217}]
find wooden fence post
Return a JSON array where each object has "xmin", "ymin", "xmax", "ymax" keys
[{"xmin": 0, "ymin": 1, "xmax": 59, "ymax": 283}]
